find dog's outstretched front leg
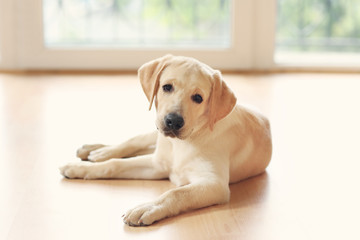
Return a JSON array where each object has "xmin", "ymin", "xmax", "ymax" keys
[
  {"xmin": 123, "ymin": 178, "xmax": 230, "ymax": 226},
  {"xmin": 60, "ymin": 154, "xmax": 167, "ymax": 180},
  {"xmin": 76, "ymin": 144, "xmax": 106, "ymax": 160},
  {"xmin": 76, "ymin": 131, "xmax": 158, "ymax": 162}
]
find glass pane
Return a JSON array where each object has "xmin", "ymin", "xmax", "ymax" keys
[
  {"xmin": 276, "ymin": 0, "xmax": 360, "ymax": 63},
  {"xmin": 43, "ymin": 0, "xmax": 231, "ymax": 48}
]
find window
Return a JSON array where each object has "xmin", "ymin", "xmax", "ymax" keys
[
  {"xmin": 0, "ymin": 0, "xmax": 358, "ymax": 71},
  {"xmin": 276, "ymin": 0, "xmax": 360, "ymax": 67},
  {"xmin": 1, "ymin": 0, "xmax": 255, "ymax": 70},
  {"xmin": 43, "ymin": 0, "xmax": 231, "ymax": 49}
]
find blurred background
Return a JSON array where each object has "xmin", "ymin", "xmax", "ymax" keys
[
  {"xmin": 0, "ymin": 0, "xmax": 359, "ymax": 71},
  {"xmin": 1, "ymin": 2, "xmax": 360, "ymax": 240}
]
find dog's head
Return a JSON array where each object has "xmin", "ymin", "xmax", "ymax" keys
[{"xmin": 139, "ymin": 55, "xmax": 236, "ymax": 140}]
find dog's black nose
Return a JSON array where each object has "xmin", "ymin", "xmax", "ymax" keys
[{"xmin": 164, "ymin": 113, "xmax": 184, "ymax": 131}]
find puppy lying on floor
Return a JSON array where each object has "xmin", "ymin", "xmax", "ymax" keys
[{"xmin": 60, "ymin": 55, "xmax": 272, "ymax": 226}]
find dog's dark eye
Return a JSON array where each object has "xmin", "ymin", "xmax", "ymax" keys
[
  {"xmin": 162, "ymin": 84, "xmax": 173, "ymax": 92},
  {"xmin": 191, "ymin": 94, "xmax": 203, "ymax": 104}
]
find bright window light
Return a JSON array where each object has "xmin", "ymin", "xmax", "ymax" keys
[
  {"xmin": 43, "ymin": 0, "xmax": 231, "ymax": 49},
  {"xmin": 275, "ymin": 0, "xmax": 360, "ymax": 66}
]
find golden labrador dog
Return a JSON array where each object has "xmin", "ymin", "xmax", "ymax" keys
[{"xmin": 60, "ymin": 55, "xmax": 272, "ymax": 226}]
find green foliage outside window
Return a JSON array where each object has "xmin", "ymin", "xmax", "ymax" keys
[{"xmin": 277, "ymin": 0, "xmax": 360, "ymax": 52}]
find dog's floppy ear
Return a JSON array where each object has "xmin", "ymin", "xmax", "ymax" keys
[
  {"xmin": 138, "ymin": 55, "xmax": 173, "ymax": 110},
  {"xmin": 208, "ymin": 71, "xmax": 237, "ymax": 130}
]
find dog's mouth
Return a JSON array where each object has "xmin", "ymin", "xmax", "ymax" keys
[
  {"xmin": 162, "ymin": 129, "xmax": 181, "ymax": 139},
  {"xmin": 161, "ymin": 127, "xmax": 194, "ymax": 140}
]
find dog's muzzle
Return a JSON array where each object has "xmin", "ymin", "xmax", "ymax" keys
[{"xmin": 163, "ymin": 113, "xmax": 184, "ymax": 138}]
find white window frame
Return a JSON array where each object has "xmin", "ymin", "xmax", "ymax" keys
[{"xmin": 1, "ymin": 0, "xmax": 357, "ymax": 71}]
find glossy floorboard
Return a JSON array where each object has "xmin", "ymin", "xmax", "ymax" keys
[{"xmin": 0, "ymin": 73, "xmax": 359, "ymax": 240}]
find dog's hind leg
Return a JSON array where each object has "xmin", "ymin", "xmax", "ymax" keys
[{"xmin": 76, "ymin": 131, "xmax": 158, "ymax": 162}]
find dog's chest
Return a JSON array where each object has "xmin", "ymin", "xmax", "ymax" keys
[
  {"xmin": 166, "ymin": 141, "xmax": 197, "ymax": 186},
  {"xmin": 169, "ymin": 171, "xmax": 190, "ymax": 186},
  {"xmin": 168, "ymin": 141, "xmax": 215, "ymax": 186},
  {"xmin": 168, "ymin": 151, "xmax": 192, "ymax": 186}
]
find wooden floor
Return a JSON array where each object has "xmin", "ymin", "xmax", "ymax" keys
[{"xmin": 1, "ymin": 72, "xmax": 359, "ymax": 240}]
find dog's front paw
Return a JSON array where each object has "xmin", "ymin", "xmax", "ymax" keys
[
  {"xmin": 87, "ymin": 146, "xmax": 118, "ymax": 162},
  {"xmin": 76, "ymin": 144, "xmax": 106, "ymax": 160},
  {"xmin": 123, "ymin": 202, "xmax": 168, "ymax": 226},
  {"xmin": 59, "ymin": 162, "xmax": 97, "ymax": 179}
]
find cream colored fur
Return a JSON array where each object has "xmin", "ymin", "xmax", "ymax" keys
[{"xmin": 60, "ymin": 55, "xmax": 272, "ymax": 226}]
